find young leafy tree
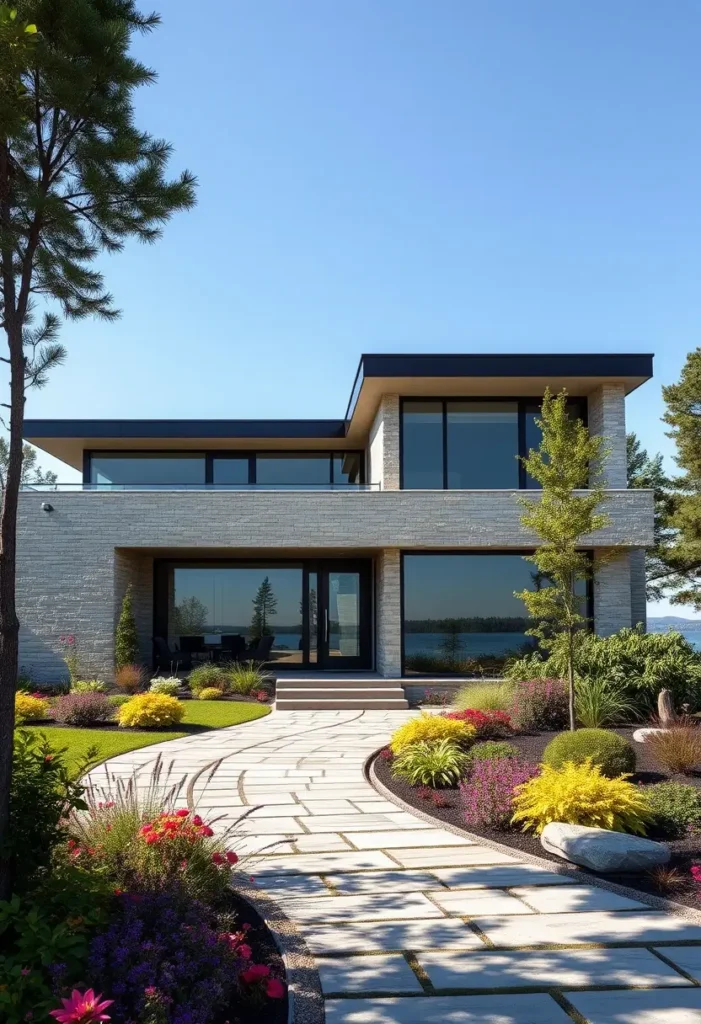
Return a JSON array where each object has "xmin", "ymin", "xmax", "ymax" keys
[
  {"xmin": 659, "ymin": 349, "xmax": 701, "ymax": 608},
  {"xmin": 515, "ymin": 389, "xmax": 611, "ymax": 731},
  {"xmin": 0, "ymin": 2, "xmax": 195, "ymax": 897},
  {"xmin": 251, "ymin": 577, "xmax": 278, "ymax": 640},
  {"xmin": 115, "ymin": 585, "xmax": 139, "ymax": 669},
  {"xmin": 626, "ymin": 432, "xmax": 675, "ymax": 600}
]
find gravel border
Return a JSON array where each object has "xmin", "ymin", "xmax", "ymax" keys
[
  {"xmin": 367, "ymin": 748, "xmax": 701, "ymax": 925},
  {"xmin": 235, "ymin": 881, "xmax": 324, "ymax": 1024}
]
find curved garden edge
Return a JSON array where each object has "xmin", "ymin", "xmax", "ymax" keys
[
  {"xmin": 237, "ymin": 881, "xmax": 324, "ymax": 1024},
  {"xmin": 365, "ymin": 746, "xmax": 701, "ymax": 925}
]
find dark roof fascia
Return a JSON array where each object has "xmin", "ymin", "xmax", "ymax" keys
[
  {"xmin": 22, "ymin": 419, "xmax": 347, "ymax": 440},
  {"xmin": 344, "ymin": 352, "xmax": 654, "ymax": 422}
]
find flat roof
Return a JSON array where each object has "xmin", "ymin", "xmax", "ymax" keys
[{"xmin": 24, "ymin": 351, "xmax": 654, "ymax": 468}]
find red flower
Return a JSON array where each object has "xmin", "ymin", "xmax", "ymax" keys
[
  {"xmin": 175, "ymin": 808, "xmax": 189, "ymax": 818},
  {"xmin": 191, "ymin": 814, "xmax": 203, "ymax": 826},
  {"xmin": 266, "ymin": 978, "xmax": 286, "ymax": 999},
  {"xmin": 226, "ymin": 851, "xmax": 238, "ymax": 865},
  {"xmin": 113, "ymin": 888, "xmax": 123, "ymax": 896},
  {"xmin": 211, "ymin": 852, "xmax": 225, "ymax": 865},
  {"xmin": 199, "ymin": 826, "xmax": 214, "ymax": 838},
  {"xmin": 139, "ymin": 824, "xmax": 153, "ymax": 835},
  {"xmin": 240, "ymin": 964, "xmax": 270, "ymax": 984},
  {"xmin": 44, "ymin": 754, "xmax": 54, "ymax": 762},
  {"xmin": 144, "ymin": 832, "xmax": 160, "ymax": 845}
]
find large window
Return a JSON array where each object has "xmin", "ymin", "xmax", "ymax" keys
[
  {"xmin": 90, "ymin": 453, "xmax": 205, "ymax": 487},
  {"xmin": 402, "ymin": 552, "xmax": 589, "ymax": 676},
  {"xmin": 400, "ymin": 398, "xmax": 587, "ymax": 489},
  {"xmin": 86, "ymin": 451, "xmax": 364, "ymax": 488},
  {"xmin": 166, "ymin": 565, "xmax": 304, "ymax": 666}
]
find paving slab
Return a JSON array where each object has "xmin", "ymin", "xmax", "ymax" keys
[
  {"xmin": 344, "ymin": 829, "xmax": 475, "ymax": 850},
  {"xmin": 430, "ymin": 889, "xmax": 535, "ymax": 916},
  {"xmin": 324, "ymin": 870, "xmax": 441, "ymax": 895},
  {"xmin": 251, "ymin": 850, "xmax": 398, "ymax": 875},
  {"xmin": 303, "ymin": 917, "xmax": 485, "ymax": 954},
  {"xmin": 474, "ymin": 910, "xmax": 701, "ymax": 947},
  {"xmin": 512, "ymin": 884, "xmax": 649, "ymax": 913},
  {"xmin": 281, "ymin": 890, "xmax": 445, "ymax": 923},
  {"xmin": 568, "ymin": 987, "xmax": 701, "ymax": 1023},
  {"xmin": 317, "ymin": 954, "xmax": 424, "ymax": 994},
  {"xmin": 418, "ymin": 947, "xmax": 691, "ymax": 990},
  {"xmin": 324, "ymin": 993, "xmax": 572, "ymax": 1023},
  {"xmin": 431, "ymin": 864, "xmax": 576, "ymax": 889},
  {"xmin": 388, "ymin": 847, "xmax": 516, "ymax": 868},
  {"xmin": 653, "ymin": 946, "xmax": 701, "ymax": 982}
]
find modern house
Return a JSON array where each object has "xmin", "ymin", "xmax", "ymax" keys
[{"xmin": 18, "ymin": 352, "xmax": 654, "ymax": 709}]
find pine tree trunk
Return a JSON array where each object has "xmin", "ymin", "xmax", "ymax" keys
[
  {"xmin": 0, "ymin": 316, "xmax": 25, "ymax": 900},
  {"xmin": 567, "ymin": 626, "xmax": 576, "ymax": 732}
]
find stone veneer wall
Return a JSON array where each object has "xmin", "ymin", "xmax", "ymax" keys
[
  {"xmin": 593, "ymin": 550, "xmax": 633, "ymax": 636},
  {"xmin": 114, "ymin": 550, "xmax": 153, "ymax": 667},
  {"xmin": 589, "ymin": 383, "xmax": 628, "ymax": 488},
  {"xmin": 629, "ymin": 548, "xmax": 647, "ymax": 630},
  {"xmin": 367, "ymin": 394, "xmax": 400, "ymax": 490},
  {"xmin": 375, "ymin": 549, "xmax": 401, "ymax": 676}
]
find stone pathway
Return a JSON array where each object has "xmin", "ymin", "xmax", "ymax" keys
[{"xmin": 88, "ymin": 710, "xmax": 701, "ymax": 1023}]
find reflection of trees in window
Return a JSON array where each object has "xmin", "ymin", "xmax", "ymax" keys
[
  {"xmin": 438, "ymin": 618, "xmax": 465, "ymax": 667},
  {"xmin": 251, "ymin": 577, "xmax": 278, "ymax": 640},
  {"xmin": 173, "ymin": 596, "xmax": 208, "ymax": 636}
]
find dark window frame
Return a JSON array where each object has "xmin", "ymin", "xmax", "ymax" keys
[
  {"xmin": 84, "ymin": 449, "xmax": 365, "ymax": 486},
  {"xmin": 399, "ymin": 397, "xmax": 588, "ymax": 490},
  {"xmin": 399, "ymin": 549, "xmax": 595, "ymax": 677}
]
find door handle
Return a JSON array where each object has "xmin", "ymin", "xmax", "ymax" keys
[{"xmin": 324, "ymin": 609, "xmax": 329, "ymax": 643}]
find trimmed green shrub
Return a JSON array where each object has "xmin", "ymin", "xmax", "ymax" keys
[
  {"xmin": 470, "ymin": 740, "xmax": 519, "ymax": 763},
  {"xmin": 646, "ymin": 782, "xmax": 701, "ymax": 838},
  {"xmin": 506, "ymin": 625, "xmax": 701, "ymax": 713},
  {"xmin": 391, "ymin": 739, "xmax": 471, "ymax": 788},
  {"xmin": 115, "ymin": 585, "xmax": 140, "ymax": 669},
  {"xmin": 188, "ymin": 664, "xmax": 230, "ymax": 694},
  {"xmin": 454, "ymin": 681, "xmax": 513, "ymax": 712},
  {"xmin": 108, "ymin": 694, "xmax": 131, "ymax": 708},
  {"xmin": 543, "ymin": 728, "xmax": 636, "ymax": 778}
]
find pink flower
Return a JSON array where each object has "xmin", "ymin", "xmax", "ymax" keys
[
  {"xmin": 21, "ymin": 967, "xmax": 31, "ymax": 976},
  {"xmin": 238, "ymin": 943, "xmax": 252, "ymax": 960},
  {"xmin": 266, "ymin": 978, "xmax": 286, "ymax": 999},
  {"xmin": 240, "ymin": 964, "xmax": 271, "ymax": 984},
  {"xmin": 191, "ymin": 814, "xmax": 203, "ymax": 826},
  {"xmin": 226, "ymin": 851, "xmax": 238, "ymax": 865},
  {"xmin": 175, "ymin": 808, "xmax": 189, "ymax": 818},
  {"xmin": 199, "ymin": 826, "xmax": 214, "ymax": 838},
  {"xmin": 144, "ymin": 832, "xmax": 160, "ymax": 845},
  {"xmin": 144, "ymin": 987, "xmax": 158, "ymax": 998},
  {"xmin": 50, "ymin": 989, "xmax": 113, "ymax": 1024}
]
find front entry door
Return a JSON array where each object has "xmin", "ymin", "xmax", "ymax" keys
[{"xmin": 307, "ymin": 561, "xmax": 371, "ymax": 670}]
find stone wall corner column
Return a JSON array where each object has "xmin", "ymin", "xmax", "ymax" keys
[
  {"xmin": 376, "ymin": 548, "xmax": 402, "ymax": 677},
  {"xmin": 589, "ymin": 383, "xmax": 627, "ymax": 488},
  {"xmin": 593, "ymin": 549, "xmax": 633, "ymax": 636},
  {"xmin": 629, "ymin": 548, "xmax": 647, "ymax": 631}
]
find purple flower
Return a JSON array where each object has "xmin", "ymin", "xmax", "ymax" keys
[
  {"xmin": 460, "ymin": 756, "xmax": 540, "ymax": 830},
  {"xmin": 510, "ymin": 678, "xmax": 568, "ymax": 732}
]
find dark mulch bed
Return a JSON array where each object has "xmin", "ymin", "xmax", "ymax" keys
[
  {"xmin": 228, "ymin": 891, "xmax": 287, "ymax": 1024},
  {"xmin": 373, "ymin": 727, "xmax": 701, "ymax": 910}
]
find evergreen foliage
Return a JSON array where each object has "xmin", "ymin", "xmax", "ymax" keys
[
  {"xmin": 115, "ymin": 585, "xmax": 140, "ymax": 669},
  {"xmin": 515, "ymin": 389, "xmax": 610, "ymax": 730},
  {"xmin": 251, "ymin": 576, "xmax": 278, "ymax": 640}
]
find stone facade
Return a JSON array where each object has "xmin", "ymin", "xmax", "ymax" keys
[
  {"xmin": 629, "ymin": 548, "xmax": 648, "ymax": 630},
  {"xmin": 17, "ymin": 384, "xmax": 654, "ymax": 681}
]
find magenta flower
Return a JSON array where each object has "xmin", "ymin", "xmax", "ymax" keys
[{"xmin": 50, "ymin": 989, "xmax": 113, "ymax": 1024}]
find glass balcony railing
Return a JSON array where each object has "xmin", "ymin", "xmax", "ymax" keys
[{"xmin": 20, "ymin": 481, "xmax": 381, "ymax": 492}]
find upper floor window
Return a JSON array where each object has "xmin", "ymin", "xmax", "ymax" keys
[
  {"xmin": 87, "ymin": 451, "xmax": 364, "ymax": 488},
  {"xmin": 401, "ymin": 398, "xmax": 587, "ymax": 489}
]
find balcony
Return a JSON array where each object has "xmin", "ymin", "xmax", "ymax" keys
[{"xmin": 21, "ymin": 481, "xmax": 381, "ymax": 492}]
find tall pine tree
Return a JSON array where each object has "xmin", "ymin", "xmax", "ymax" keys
[
  {"xmin": 251, "ymin": 577, "xmax": 278, "ymax": 641},
  {"xmin": 661, "ymin": 348, "xmax": 701, "ymax": 607},
  {"xmin": 0, "ymin": 2, "xmax": 195, "ymax": 896},
  {"xmin": 626, "ymin": 432, "xmax": 675, "ymax": 601}
]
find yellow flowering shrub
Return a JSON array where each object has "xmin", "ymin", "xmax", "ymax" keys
[
  {"xmin": 511, "ymin": 758, "xmax": 654, "ymax": 835},
  {"xmin": 15, "ymin": 692, "xmax": 50, "ymax": 722},
  {"xmin": 117, "ymin": 692, "xmax": 185, "ymax": 728},
  {"xmin": 198, "ymin": 687, "xmax": 224, "ymax": 701},
  {"xmin": 390, "ymin": 713, "xmax": 476, "ymax": 754}
]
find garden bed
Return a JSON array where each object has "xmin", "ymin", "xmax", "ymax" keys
[{"xmin": 373, "ymin": 727, "xmax": 701, "ymax": 910}]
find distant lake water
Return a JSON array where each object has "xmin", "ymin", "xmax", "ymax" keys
[
  {"xmin": 404, "ymin": 632, "xmax": 532, "ymax": 657},
  {"xmin": 648, "ymin": 625, "xmax": 701, "ymax": 651}
]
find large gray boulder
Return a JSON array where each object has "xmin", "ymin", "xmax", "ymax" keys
[{"xmin": 541, "ymin": 822, "xmax": 670, "ymax": 873}]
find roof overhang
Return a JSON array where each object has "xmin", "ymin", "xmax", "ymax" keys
[{"xmin": 24, "ymin": 352, "xmax": 654, "ymax": 469}]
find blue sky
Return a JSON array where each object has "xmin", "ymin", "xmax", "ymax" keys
[{"xmin": 24, "ymin": 1, "xmax": 701, "ymax": 615}]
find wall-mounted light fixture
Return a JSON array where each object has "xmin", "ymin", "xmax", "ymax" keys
[{"xmin": 41, "ymin": 503, "xmax": 54, "ymax": 513}]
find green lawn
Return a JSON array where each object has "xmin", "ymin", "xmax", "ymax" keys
[{"xmin": 24, "ymin": 701, "xmax": 271, "ymax": 775}]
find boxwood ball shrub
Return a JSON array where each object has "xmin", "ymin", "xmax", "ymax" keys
[
  {"xmin": 117, "ymin": 692, "xmax": 185, "ymax": 728},
  {"xmin": 391, "ymin": 739, "xmax": 471, "ymax": 787},
  {"xmin": 198, "ymin": 686, "xmax": 225, "ymax": 700},
  {"xmin": 512, "ymin": 759, "xmax": 654, "ymax": 835},
  {"xmin": 543, "ymin": 728, "xmax": 636, "ymax": 778},
  {"xmin": 15, "ymin": 692, "xmax": 50, "ymax": 722},
  {"xmin": 188, "ymin": 663, "xmax": 230, "ymax": 694},
  {"xmin": 389, "ymin": 712, "xmax": 477, "ymax": 754},
  {"xmin": 646, "ymin": 782, "xmax": 701, "ymax": 838},
  {"xmin": 470, "ymin": 740, "xmax": 519, "ymax": 763},
  {"xmin": 53, "ymin": 691, "xmax": 114, "ymax": 726},
  {"xmin": 149, "ymin": 676, "xmax": 181, "ymax": 696}
]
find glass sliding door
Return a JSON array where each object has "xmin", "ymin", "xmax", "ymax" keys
[{"xmin": 315, "ymin": 562, "xmax": 371, "ymax": 669}]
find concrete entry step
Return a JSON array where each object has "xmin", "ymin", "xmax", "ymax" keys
[
  {"xmin": 276, "ymin": 698, "xmax": 409, "ymax": 710},
  {"xmin": 275, "ymin": 677, "xmax": 406, "ymax": 690},
  {"xmin": 276, "ymin": 686, "xmax": 405, "ymax": 697}
]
